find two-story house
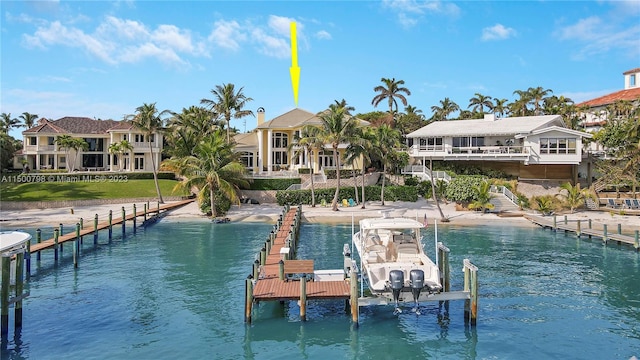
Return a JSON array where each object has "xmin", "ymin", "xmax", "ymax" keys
[
  {"xmin": 405, "ymin": 114, "xmax": 592, "ymax": 182},
  {"xmin": 22, "ymin": 117, "xmax": 163, "ymax": 172},
  {"xmin": 234, "ymin": 108, "xmax": 369, "ymax": 176}
]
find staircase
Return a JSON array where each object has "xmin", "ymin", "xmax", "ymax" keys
[
  {"xmin": 490, "ymin": 195, "xmax": 521, "ymax": 212},
  {"xmin": 402, "ymin": 165, "xmax": 451, "ymax": 183}
]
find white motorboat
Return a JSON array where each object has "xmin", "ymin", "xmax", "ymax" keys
[{"xmin": 351, "ymin": 213, "xmax": 441, "ymax": 312}]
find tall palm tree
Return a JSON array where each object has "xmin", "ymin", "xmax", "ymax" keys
[
  {"xmin": 428, "ymin": 158, "xmax": 449, "ymax": 222},
  {"xmin": 345, "ymin": 126, "xmax": 375, "ymax": 209},
  {"xmin": 161, "ymin": 130, "xmax": 248, "ymax": 217},
  {"xmin": 527, "ymin": 86, "xmax": 553, "ymax": 115},
  {"xmin": 19, "ymin": 112, "xmax": 39, "ymax": 129},
  {"xmin": 493, "ymin": 98, "xmax": 510, "ymax": 117},
  {"xmin": 201, "ymin": 83, "xmax": 254, "ymax": 143},
  {"xmin": 129, "ymin": 102, "xmax": 169, "ymax": 203},
  {"xmin": 371, "ymin": 77, "xmax": 411, "ymax": 127},
  {"xmin": 288, "ymin": 125, "xmax": 324, "ymax": 207},
  {"xmin": 372, "ymin": 124, "xmax": 403, "ymax": 205},
  {"xmin": 468, "ymin": 93, "xmax": 494, "ymax": 116},
  {"xmin": 108, "ymin": 140, "xmax": 134, "ymax": 171},
  {"xmin": 55, "ymin": 135, "xmax": 74, "ymax": 171},
  {"xmin": 314, "ymin": 102, "xmax": 360, "ymax": 211},
  {"xmin": 511, "ymin": 90, "xmax": 531, "ymax": 116},
  {"xmin": 0, "ymin": 113, "xmax": 20, "ymax": 134},
  {"xmin": 430, "ymin": 98, "xmax": 460, "ymax": 120},
  {"xmin": 166, "ymin": 106, "xmax": 221, "ymax": 157}
]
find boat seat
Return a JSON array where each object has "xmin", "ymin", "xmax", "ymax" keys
[
  {"xmin": 367, "ymin": 244, "xmax": 388, "ymax": 263},
  {"xmin": 395, "ymin": 244, "xmax": 421, "ymax": 264}
]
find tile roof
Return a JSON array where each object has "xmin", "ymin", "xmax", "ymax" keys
[
  {"xmin": 256, "ymin": 108, "xmax": 369, "ymax": 129},
  {"xmin": 576, "ymin": 87, "xmax": 640, "ymax": 108},
  {"xmin": 407, "ymin": 115, "xmax": 566, "ymax": 138},
  {"xmin": 23, "ymin": 117, "xmax": 131, "ymax": 135},
  {"xmin": 623, "ymin": 68, "xmax": 640, "ymax": 75}
]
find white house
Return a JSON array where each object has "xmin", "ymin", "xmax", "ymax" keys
[
  {"xmin": 405, "ymin": 114, "xmax": 592, "ymax": 181},
  {"xmin": 22, "ymin": 117, "xmax": 163, "ymax": 172}
]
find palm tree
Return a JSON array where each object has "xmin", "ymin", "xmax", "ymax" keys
[
  {"xmin": 345, "ymin": 126, "xmax": 375, "ymax": 209},
  {"xmin": 468, "ymin": 93, "xmax": 494, "ymax": 116},
  {"xmin": 371, "ymin": 124, "xmax": 403, "ymax": 206},
  {"xmin": 527, "ymin": 86, "xmax": 553, "ymax": 115},
  {"xmin": 288, "ymin": 125, "xmax": 324, "ymax": 207},
  {"xmin": 430, "ymin": 98, "xmax": 460, "ymax": 120},
  {"xmin": 557, "ymin": 182, "xmax": 592, "ymax": 213},
  {"xmin": 510, "ymin": 90, "xmax": 531, "ymax": 117},
  {"xmin": 428, "ymin": 158, "xmax": 449, "ymax": 222},
  {"xmin": 314, "ymin": 102, "xmax": 360, "ymax": 211},
  {"xmin": 201, "ymin": 83, "xmax": 254, "ymax": 143},
  {"xmin": 129, "ymin": 102, "xmax": 169, "ymax": 203},
  {"xmin": 493, "ymin": 98, "xmax": 510, "ymax": 117},
  {"xmin": 0, "ymin": 113, "xmax": 20, "ymax": 134},
  {"xmin": 108, "ymin": 140, "xmax": 133, "ymax": 171},
  {"xmin": 55, "ymin": 135, "xmax": 74, "ymax": 171},
  {"xmin": 19, "ymin": 112, "xmax": 38, "ymax": 129},
  {"xmin": 371, "ymin": 77, "xmax": 411, "ymax": 127},
  {"xmin": 468, "ymin": 180, "xmax": 495, "ymax": 213},
  {"xmin": 161, "ymin": 130, "xmax": 248, "ymax": 217},
  {"xmin": 396, "ymin": 105, "xmax": 426, "ymax": 135},
  {"xmin": 166, "ymin": 106, "xmax": 221, "ymax": 157}
]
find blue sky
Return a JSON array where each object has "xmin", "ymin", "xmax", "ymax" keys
[{"xmin": 2, "ymin": 0, "xmax": 639, "ymax": 140}]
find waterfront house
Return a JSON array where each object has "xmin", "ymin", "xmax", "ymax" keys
[{"xmin": 22, "ymin": 117, "xmax": 163, "ymax": 172}]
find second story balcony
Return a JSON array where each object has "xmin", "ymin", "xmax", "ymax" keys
[{"xmin": 408, "ymin": 144, "xmax": 531, "ymax": 161}]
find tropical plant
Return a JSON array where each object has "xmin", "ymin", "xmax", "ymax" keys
[
  {"xmin": 371, "ymin": 77, "xmax": 411, "ymax": 127},
  {"xmin": 313, "ymin": 102, "xmax": 359, "ymax": 211},
  {"xmin": 493, "ymin": 98, "xmax": 510, "ymax": 118},
  {"xmin": 54, "ymin": 135, "xmax": 87, "ymax": 171},
  {"xmin": 201, "ymin": 83, "xmax": 253, "ymax": 143},
  {"xmin": 288, "ymin": 125, "xmax": 324, "ymax": 207},
  {"xmin": 371, "ymin": 124, "xmax": 403, "ymax": 205},
  {"xmin": 165, "ymin": 106, "xmax": 221, "ymax": 157},
  {"xmin": 556, "ymin": 182, "xmax": 593, "ymax": 213},
  {"xmin": 533, "ymin": 195, "xmax": 557, "ymax": 216},
  {"xmin": 19, "ymin": 112, "xmax": 39, "ymax": 129},
  {"xmin": 527, "ymin": 86, "xmax": 553, "ymax": 115},
  {"xmin": 511, "ymin": 89, "xmax": 532, "ymax": 116},
  {"xmin": 0, "ymin": 113, "xmax": 20, "ymax": 134},
  {"xmin": 396, "ymin": 105, "xmax": 427, "ymax": 135},
  {"xmin": 345, "ymin": 126, "xmax": 375, "ymax": 209},
  {"xmin": 0, "ymin": 133, "xmax": 17, "ymax": 171},
  {"xmin": 468, "ymin": 93, "xmax": 494, "ymax": 116},
  {"xmin": 108, "ymin": 140, "xmax": 134, "ymax": 171},
  {"xmin": 430, "ymin": 98, "xmax": 460, "ymax": 120},
  {"xmin": 467, "ymin": 180, "xmax": 495, "ymax": 213},
  {"xmin": 129, "ymin": 102, "xmax": 169, "ymax": 203},
  {"xmin": 161, "ymin": 130, "xmax": 248, "ymax": 217}
]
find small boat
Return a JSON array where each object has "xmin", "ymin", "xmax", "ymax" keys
[{"xmin": 351, "ymin": 212, "xmax": 441, "ymax": 313}]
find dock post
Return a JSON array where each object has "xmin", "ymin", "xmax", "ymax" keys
[
  {"xmin": 470, "ymin": 265, "xmax": 478, "ymax": 326},
  {"xmin": 157, "ymin": 202, "xmax": 160, "ymax": 215},
  {"xmin": 634, "ymin": 230, "xmax": 639, "ymax": 251},
  {"xmin": 25, "ymin": 235, "xmax": 31, "ymax": 277},
  {"xmin": 437, "ymin": 243, "xmax": 451, "ymax": 293},
  {"xmin": 266, "ymin": 238, "xmax": 271, "ymax": 255},
  {"xmin": 14, "ymin": 250, "xmax": 24, "ymax": 329},
  {"xmin": 552, "ymin": 216, "xmax": 557, "ymax": 232},
  {"xmin": 564, "ymin": 215, "xmax": 567, "ymax": 225},
  {"xmin": 576, "ymin": 220, "xmax": 581, "ymax": 238},
  {"xmin": 59, "ymin": 223, "xmax": 64, "ymax": 235},
  {"xmin": 260, "ymin": 247, "xmax": 266, "ymax": 266},
  {"xmin": 253, "ymin": 260, "xmax": 260, "ymax": 280},
  {"xmin": 36, "ymin": 229, "xmax": 41, "ymax": 261},
  {"xmin": 94, "ymin": 214, "xmax": 99, "ymax": 244},
  {"xmin": 350, "ymin": 267, "xmax": 359, "ymax": 327},
  {"xmin": 463, "ymin": 262, "xmax": 470, "ymax": 322},
  {"xmin": 133, "ymin": 204, "xmax": 137, "ymax": 234},
  {"xmin": 144, "ymin": 203, "xmax": 148, "ymax": 223},
  {"xmin": 108, "ymin": 210, "xmax": 113, "ymax": 241},
  {"xmin": 300, "ymin": 276, "xmax": 307, "ymax": 321},
  {"xmin": 74, "ymin": 223, "xmax": 80, "ymax": 268},
  {"xmin": 80, "ymin": 217, "xmax": 84, "ymax": 243},
  {"xmin": 245, "ymin": 275, "xmax": 253, "ymax": 323},
  {"xmin": 278, "ymin": 260, "xmax": 284, "ymax": 280},
  {"xmin": 617, "ymin": 223, "xmax": 621, "ymax": 235},
  {"xmin": 121, "ymin": 207, "xmax": 126, "ymax": 237},
  {"xmin": 54, "ymin": 228, "xmax": 60, "ymax": 261},
  {"xmin": 1, "ymin": 254, "xmax": 10, "ymax": 338},
  {"xmin": 603, "ymin": 224, "xmax": 608, "ymax": 244}
]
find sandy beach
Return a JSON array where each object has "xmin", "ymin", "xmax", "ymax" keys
[{"xmin": 2, "ymin": 198, "xmax": 640, "ymax": 232}]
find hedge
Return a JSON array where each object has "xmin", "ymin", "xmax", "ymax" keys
[
  {"xmin": 249, "ymin": 178, "xmax": 301, "ymax": 190},
  {"xmin": 275, "ymin": 185, "xmax": 418, "ymax": 206}
]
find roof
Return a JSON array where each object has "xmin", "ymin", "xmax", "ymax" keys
[
  {"xmin": 623, "ymin": 68, "xmax": 640, "ymax": 75},
  {"xmin": 233, "ymin": 132, "xmax": 258, "ymax": 150},
  {"xmin": 23, "ymin": 117, "xmax": 132, "ymax": 135},
  {"xmin": 406, "ymin": 115, "xmax": 565, "ymax": 138},
  {"xmin": 257, "ymin": 108, "xmax": 369, "ymax": 129},
  {"xmin": 576, "ymin": 87, "xmax": 640, "ymax": 108},
  {"xmin": 515, "ymin": 126, "xmax": 592, "ymax": 139}
]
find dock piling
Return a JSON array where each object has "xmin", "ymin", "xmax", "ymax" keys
[
  {"xmin": 54, "ymin": 228, "xmax": 59, "ymax": 261},
  {"xmin": 463, "ymin": 259, "xmax": 478, "ymax": 326},
  {"xmin": 144, "ymin": 203, "xmax": 148, "ymax": 223},
  {"xmin": 245, "ymin": 275, "xmax": 254, "ymax": 324},
  {"xmin": 350, "ymin": 267, "xmax": 358, "ymax": 326},
  {"xmin": 36, "ymin": 229, "xmax": 41, "ymax": 261},
  {"xmin": 278, "ymin": 260, "xmax": 284, "ymax": 280},
  {"xmin": 133, "ymin": 204, "xmax": 137, "ymax": 234},
  {"xmin": 617, "ymin": 223, "xmax": 622, "ymax": 235},
  {"xmin": 1, "ymin": 255, "xmax": 9, "ymax": 337},
  {"xmin": 553, "ymin": 215, "xmax": 557, "ymax": 231},
  {"xmin": 253, "ymin": 260, "xmax": 260, "ymax": 280},
  {"xmin": 603, "ymin": 224, "xmax": 608, "ymax": 244},
  {"xmin": 634, "ymin": 230, "xmax": 639, "ymax": 251},
  {"xmin": 300, "ymin": 277, "xmax": 307, "ymax": 321},
  {"xmin": 121, "ymin": 207, "xmax": 126, "ymax": 237},
  {"xmin": 14, "ymin": 251, "xmax": 24, "ymax": 329},
  {"xmin": 94, "ymin": 214, "xmax": 99, "ymax": 244},
  {"xmin": 108, "ymin": 210, "xmax": 113, "ymax": 241},
  {"xmin": 74, "ymin": 223, "xmax": 80, "ymax": 268},
  {"xmin": 576, "ymin": 220, "xmax": 581, "ymax": 238}
]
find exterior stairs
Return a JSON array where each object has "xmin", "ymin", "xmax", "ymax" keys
[{"xmin": 490, "ymin": 194, "xmax": 521, "ymax": 213}]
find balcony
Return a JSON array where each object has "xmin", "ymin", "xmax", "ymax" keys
[{"xmin": 409, "ymin": 145, "xmax": 530, "ymax": 161}]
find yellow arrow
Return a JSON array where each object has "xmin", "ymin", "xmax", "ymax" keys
[{"xmin": 289, "ymin": 21, "xmax": 300, "ymax": 107}]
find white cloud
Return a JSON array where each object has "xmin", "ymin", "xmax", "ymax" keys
[
  {"xmin": 481, "ymin": 24, "xmax": 516, "ymax": 41},
  {"xmin": 315, "ymin": 30, "xmax": 331, "ymax": 40},
  {"xmin": 268, "ymin": 15, "xmax": 297, "ymax": 38},
  {"xmin": 209, "ymin": 19, "xmax": 246, "ymax": 51},
  {"xmin": 382, "ymin": 0, "xmax": 460, "ymax": 29},
  {"xmin": 250, "ymin": 27, "xmax": 290, "ymax": 58},
  {"xmin": 556, "ymin": 16, "xmax": 640, "ymax": 59}
]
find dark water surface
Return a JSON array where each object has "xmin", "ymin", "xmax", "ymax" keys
[{"xmin": 2, "ymin": 219, "xmax": 639, "ymax": 359}]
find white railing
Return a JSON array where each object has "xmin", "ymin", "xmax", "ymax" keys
[
  {"xmin": 490, "ymin": 185, "xmax": 519, "ymax": 206},
  {"xmin": 401, "ymin": 165, "xmax": 451, "ymax": 183},
  {"xmin": 410, "ymin": 145, "xmax": 530, "ymax": 156}
]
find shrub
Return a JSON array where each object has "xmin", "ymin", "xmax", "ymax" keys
[
  {"xmin": 275, "ymin": 185, "xmax": 419, "ymax": 206},
  {"xmin": 444, "ymin": 176, "xmax": 485, "ymax": 203},
  {"xmin": 250, "ymin": 178, "xmax": 301, "ymax": 190},
  {"xmin": 199, "ymin": 190, "xmax": 232, "ymax": 216}
]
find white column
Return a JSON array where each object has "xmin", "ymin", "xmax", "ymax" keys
[
  {"xmin": 267, "ymin": 129, "xmax": 272, "ymax": 173},
  {"xmin": 256, "ymin": 130, "xmax": 263, "ymax": 173}
]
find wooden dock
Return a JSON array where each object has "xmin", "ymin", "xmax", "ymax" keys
[
  {"xmin": 525, "ymin": 214, "xmax": 640, "ymax": 250},
  {"xmin": 245, "ymin": 206, "xmax": 351, "ymax": 323}
]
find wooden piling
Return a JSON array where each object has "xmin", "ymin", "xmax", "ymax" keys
[
  {"xmin": 121, "ymin": 207, "xmax": 126, "ymax": 236},
  {"xmin": 74, "ymin": 223, "xmax": 80, "ymax": 268},
  {"xmin": 617, "ymin": 223, "xmax": 622, "ymax": 235},
  {"xmin": 603, "ymin": 224, "xmax": 608, "ymax": 244},
  {"xmin": 278, "ymin": 260, "xmax": 284, "ymax": 280},
  {"xmin": 552, "ymin": 215, "xmax": 557, "ymax": 231},
  {"xmin": 260, "ymin": 247, "xmax": 266, "ymax": 266},
  {"xmin": 36, "ymin": 229, "xmax": 41, "ymax": 261},
  {"xmin": 438, "ymin": 243, "xmax": 451, "ymax": 292},
  {"xmin": 350, "ymin": 267, "xmax": 358, "ymax": 326},
  {"xmin": 133, "ymin": 204, "xmax": 137, "ymax": 233},
  {"xmin": 54, "ymin": 228, "xmax": 59, "ymax": 261},
  {"xmin": 1, "ymin": 255, "xmax": 9, "ymax": 337},
  {"xmin": 463, "ymin": 259, "xmax": 478, "ymax": 326},
  {"xmin": 634, "ymin": 230, "xmax": 639, "ymax": 251},
  {"xmin": 59, "ymin": 223, "xmax": 64, "ymax": 235},
  {"xmin": 94, "ymin": 214, "xmax": 99, "ymax": 244},
  {"xmin": 300, "ymin": 276, "xmax": 307, "ymax": 321},
  {"xmin": 14, "ymin": 251, "xmax": 24, "ymax": 329},
  {"xmin": 470, "ymin": 266, "xmax": 478, "ymax": 326},
  {"xmin": 576, "ymin": 220, "xmax": 581, "ymax": 238},
  {"xmin": 108, "ymin": 210, "xmax": 113, "ymax": 241},
  {"xmin": 245, "ymin": 275, "xmax": 253, "ymax": 323},
  {"xmin": 144, "ymin": 203, "xmax": 148, "ymax": 222},
  {"xmin": 253, "ymin": 260, "xmax": 260, "ymax": 280},
  {"xmin": 25, "ymin": 236, "xmax": 31, "ymax": 277}
]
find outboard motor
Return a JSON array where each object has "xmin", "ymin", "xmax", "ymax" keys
[
  {"xmin": 409, "ymin": 269, "xmax": 425, "ymax": 314},
  {"xmin": 389, "ymin": 270, "xmax": 404, "ymax": 314}
]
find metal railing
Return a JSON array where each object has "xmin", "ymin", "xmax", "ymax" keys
[
  {"xmin": 489, "ymin": 185, "xmax": 519, "ymax": 206},
  {"xmin": 402, "ymin": 165, "xmax": 451, "ymax": 183}
]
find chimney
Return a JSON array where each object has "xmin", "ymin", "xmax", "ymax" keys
[
  {"xmin": 257, "ymin": 107, "xmax": 265, "ymax": 126},
  {"xmin": 484, "ymin": 113, "xmax": 496, "ymax": 121}
]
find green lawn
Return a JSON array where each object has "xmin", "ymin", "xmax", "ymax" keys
[{"xmin": 0, "ymin": 179, "xmax": 189, "ymax": 201}]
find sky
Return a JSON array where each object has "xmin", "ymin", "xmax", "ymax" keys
[{"xmin": 2, "ymin": 0, "xmax": 640, "ymax": 140}]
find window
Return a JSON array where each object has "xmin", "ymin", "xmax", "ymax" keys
[
  {"xmin": 149, "ymin": 134, "xmax": 155, "ymax": 143},
  {"xmin": 631, "ymin": 74, "xmax": 637, "ymax": 87},
  {"xmin": 134, "ymin": 154, "xmax": 144, "ymax": 170},
  {"xmin": 240, "ymin": 152, "xmax": 254, "ymax": 168},
  {"xmin": 83, "ymin": 138, "xmax": 104, "ymax": 152},
  {"xmin": 28, "ymin": 137, "xmax": 37, "ymax": 145},
  {"xmin": 540, "ymin": 138, "xmax": 577, "ymax": 154},
  {"xmin": 60, "ymin": 157, "xmax": 66, "ymax": 164},
  {"xmin": 272, "ymin": 132, "xmax": 288, "ymax": 148},
  {"xmin": 453, "ymin": 136, "xmax": 485, "ymax": 148},
  {"xmin": 48, "ymin": 137, "xmax": 55, "ymax": 145},
  {"xmin": 318, "ymin": 149, "xmax": 334, "ymax": 167},
  {"xmin": 123, "ymin": 134, "xmax": 128, "ymax": 141},
  {"xmin": 135, "ymin": 134, "xmax": 145, "ymax": 143},
  {"xmin": 272, "ymin": 151, "xmax": 288, "ymax": 166}
]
